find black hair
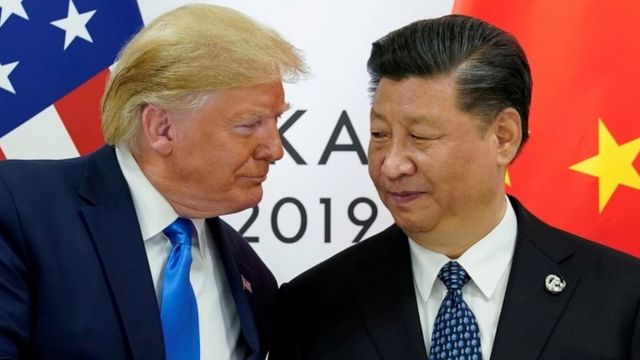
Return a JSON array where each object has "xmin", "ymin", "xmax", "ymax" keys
[{"xmin": 368, "ymin": 14, "xmax": 531, "ymax": 148}]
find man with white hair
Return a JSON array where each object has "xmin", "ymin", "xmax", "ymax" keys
[{"xmin": 0, "ymin": 4, "xmax": 305, "ymax": 360}]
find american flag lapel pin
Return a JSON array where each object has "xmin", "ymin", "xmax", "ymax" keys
[{"xmin": 241, "ymin": 274, "xmax": 253, "ymax": 294}]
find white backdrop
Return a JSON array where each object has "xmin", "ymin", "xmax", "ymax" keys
[{"xmin": 138, "ymin": 0, "xmax": 455, "ymax": 282}]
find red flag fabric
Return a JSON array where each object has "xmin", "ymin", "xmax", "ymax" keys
[
  {"xmin": 454, "ymin": 0, "xmax": 640, "ymax": 257},
  {"xmin": 54, "ymin": 69, "xmax": 110, "ymax": 156}
]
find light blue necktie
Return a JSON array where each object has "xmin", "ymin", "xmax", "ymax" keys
[
  {"xmin": 429, "ymin": 261, "xmax": 482, "ymax": 360},
  {"xmin": 161, "ymin": 218, "xmax": 199, "ymax": 360}
]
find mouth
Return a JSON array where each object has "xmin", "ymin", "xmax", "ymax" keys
[
  {"xmin": 244, "ymin": 173, "xmax": 268, "ymax": 183},
  {"xmin": 386, "ymin": 191, "xmax": 423, "ymax": 204}
]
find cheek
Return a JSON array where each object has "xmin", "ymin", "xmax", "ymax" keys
[
  {"xmin": 175, "ymin": 132, "xmax": 220, "ymax": 172},
  {"xmin": 367, "ymin": 151, "xmax": 384, "ymax": 181},
  {"xmin": 443, "ymin": 147, "xmax": 492, "ymax": 194},
  {"xmin": 415, "ymin": 148, "xmax": 467, "ymax": 188},
  {"xmin": 191, "ymin": 147, "xmax": 241, "ymax": 185},
  {"xmin": 215, "ymin": 139, "xmax": 256, "ymax": 168}
]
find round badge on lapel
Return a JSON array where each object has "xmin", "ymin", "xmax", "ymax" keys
[{"xmin": 544, "ymin": 274, "xmax": 566, "ymax": 294}]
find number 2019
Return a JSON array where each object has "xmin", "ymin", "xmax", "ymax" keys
[{"xmin": 238, "ymin": 197, "xmax": 378, "ymax": 244}]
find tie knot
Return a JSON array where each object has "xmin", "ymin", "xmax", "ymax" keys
[
  {"xmin": 163, "ymin": 217, "xmax": 194, "ymax": 246},
  {"xmin": 438, "ymin": 261, "xmax": 470, "ymax": 290}
]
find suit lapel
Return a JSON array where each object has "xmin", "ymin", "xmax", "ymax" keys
[
  {"xmin": 491, "ymin": 199, "xmax": 580, "ymax": 360},
  {"xmin": 208, "ymin": 217, "xmax": 261, "ymax": 359},
  {"xmin": 352, "ymin": 226, "xmax": 428, "ymax": 360},
  {"xmin": 79, "ymin": 146, "xmax": 165, "ymax": 360}
]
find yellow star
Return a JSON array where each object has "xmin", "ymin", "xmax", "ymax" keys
[{"xmin": 569, "ymin": 118, "xmax": 640, "ymax": 212}]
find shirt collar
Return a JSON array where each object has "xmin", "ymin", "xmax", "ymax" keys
[
  {"xmin": 115, "ymin": 146, "xmax": 205, "ymax": 257},
  {"xmin": 409, "ymin": 197, "xmax": 518, "ymax": 302}
]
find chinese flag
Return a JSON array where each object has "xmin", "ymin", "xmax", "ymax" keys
[{"xmin": 453, "ymin": 1, "xmax": 640, "ymax": 257}]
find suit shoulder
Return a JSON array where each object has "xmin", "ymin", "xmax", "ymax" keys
[
  {"xmin": 0, "ymin": 157, "xmax": 86, "ymax": 189},
  {"xmin": 286, "ymin": 224, "xmax": 406, "ymax": 287},
  {"xmin": 515, "ymin": 199, "xmax": 640, "ymax": 277},
  {"xmin": 510, "ymin": 196, "xmax": 640, "ymax": 269},
  {"xmin": 0, "ymin": 156, "xmax": 85, "ymax": 172},
  {"xmin": 0, "ymin": 157, "xmax": 89, "ymax": 222},
  {"xmin": 563, "ymin": 229, "xmax": 640, "ymax": 274}
]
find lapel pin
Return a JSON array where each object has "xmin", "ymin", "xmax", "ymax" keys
[
  {"xmin": 241, "ymin": 274, "xmax": 253, "ymax": 294},
  {"xmin": 545, "ymin": 274, "xmax": 566, "ymax": 294}
]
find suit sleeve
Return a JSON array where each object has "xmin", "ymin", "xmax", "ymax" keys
[
  {"xmin": 269, "ymin": 283, "xmax": 301, "ymax": 360},
  {"xmin": 0, "ymin": 176, "xmax": 32, "ymax": 359}
]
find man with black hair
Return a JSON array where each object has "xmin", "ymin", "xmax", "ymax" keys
[{"xmin": 271, "ymin": 15, "xmax": 640, "ymax": 360}]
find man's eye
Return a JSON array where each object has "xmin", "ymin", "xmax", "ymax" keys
[
  {"xmin": 238, "ymin": 119, "xmax": 262, "ymax": 129},
  {"xmin": 371, "ymin": 131, "xmax": 387, "ymax": 138},
  {"xmin": 411, "ymin": 133, "xmax": 438, "ymax": 140}
]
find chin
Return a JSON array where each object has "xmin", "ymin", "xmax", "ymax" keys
[
  {"xmin": 248, "ymin": 188, "xmax": 263, "ymax": 205},
  {"xmin": 393, "ymin": 215, "xmax": 432, "ymax": 235},
  {"xmin": 237, "ymin": 194, "xmax": 263, "ymax": 212},
  {"xmin": 213, "ymin": 187, "xmax": 263, "ymax": 215}
]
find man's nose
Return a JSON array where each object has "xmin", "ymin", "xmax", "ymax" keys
[
  {"xmin": 255, "ymin": 121, "xmax": 284, "ymax": 161},
  {"xmin": 380, "ymin": 142, "xmax": 415, "ymax": 179}
]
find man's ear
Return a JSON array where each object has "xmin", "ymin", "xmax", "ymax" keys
[
  {"xmin": 139, "ymin": 104, "xmax": 174, "ymax": 156},
  {"xmin": 492, "ymin": 107, "xmax": 522, "ymax": 166}
]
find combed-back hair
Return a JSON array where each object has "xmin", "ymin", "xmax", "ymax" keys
[
  {"xmin": 101, "ymin": 3, "xmax": 307, "ymax": 149},
  {"xmin": 367, "ymin": 14, "xmax": 531, "ymax": 148}
]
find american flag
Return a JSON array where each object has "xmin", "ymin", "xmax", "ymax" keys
[{"xmin": 0, "ymin": 0, "xmax": 143, "ymax": 160}]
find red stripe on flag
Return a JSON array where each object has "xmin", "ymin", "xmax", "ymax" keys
[
  {"xmin": 454, "ymin": 0, "xmax": 640, "ymax": 257},
  {"xmin": 0, "ymin": 147, "xmax": 5, "ymax": 160},
  {"xmin": 55, "ymin": 69, "xmax": 110, "ymax": 155}
]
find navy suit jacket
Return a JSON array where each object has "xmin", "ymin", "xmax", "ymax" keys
[
  {"xmin": 271, "ymin": 197, "xmax": 640, "ymax": 359},
  {"xmin": 0, "ymin": 146, "xmax": 277, "ymax": 360}
]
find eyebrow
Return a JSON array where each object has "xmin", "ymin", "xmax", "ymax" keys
[
  {"xmin": 370, "ymin": 108, "xmax": 389, "ymax": 123},
  {"xmin": 370, "ymin": 108, "xmax": 433, "ymax": 125},
  {"xmin": 251, "ymin": 102, "xmax": 291, "ymax": 118}
]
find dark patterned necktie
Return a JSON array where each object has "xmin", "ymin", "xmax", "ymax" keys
[{"xmin": 429, "ymin": 261, "xmax": 482, "ymax": 360}]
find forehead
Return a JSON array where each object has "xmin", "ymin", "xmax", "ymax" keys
[
  {"xmin": 193, "ymin": 82, "xmax": 288, "ymax": 116},
  {"xmin": 371, "ymin": 75, "xmax": 472, "ymax": 125},
  {"xmin": 373, "ymin": 75, "xmax": 456, "ymax": 108}
]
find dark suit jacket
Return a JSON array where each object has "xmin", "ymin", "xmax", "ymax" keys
[
  {"xmin": 0, "ymin": 146, "xmax": 277, "ymax": 360},
  {"xmin": 271, "ymin": 197, "xmax": 640, "ymax": 359}
]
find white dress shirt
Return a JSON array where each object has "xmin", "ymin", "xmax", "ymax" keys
[
  {"xmin": 409, "ymin": 198, "xmax": 517, "ymax": 360},
  {"xmin": 116, "ymin": 146, "xmax": 246, "ymax": 360}
]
